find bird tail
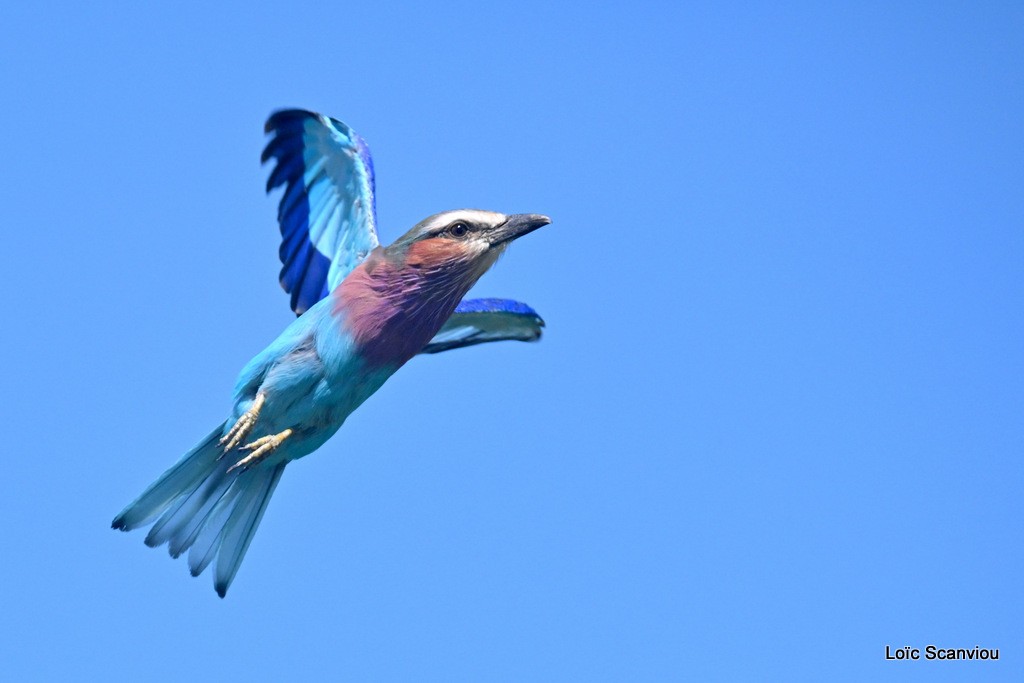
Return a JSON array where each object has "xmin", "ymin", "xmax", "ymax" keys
[{"xmin": 112, "ymin": 423, "xmax": 287, "ymax": 597}]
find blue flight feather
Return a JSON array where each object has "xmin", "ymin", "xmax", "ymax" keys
[
  {"xmin": 263, "ymin": 109, "xmax": 380, "ymax": 315},
  {"xmin": 421, "ymin": 298, "xmax": 545, "ymax": 354},
  {"xmin": 452, "ymin": 297, "xmax": 540, "ymax": 316}
]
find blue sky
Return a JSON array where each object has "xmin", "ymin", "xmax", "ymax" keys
[{"xmin": 2, "ymin": 2, "xmax": 1021, "ymax": 680}]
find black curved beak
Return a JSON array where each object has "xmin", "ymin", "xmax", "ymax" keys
[{"xmin": 490, "ymin": 213, "xmax": 551, "ymax": 247}]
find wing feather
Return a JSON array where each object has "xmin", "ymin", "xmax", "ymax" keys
[
  {"xmin": 421, "ymin": 298, "xmax": 545, "ymax": 354},
  {"xmin": 263, "ymin": 109, "xmax": 379, "ymax": 315}
]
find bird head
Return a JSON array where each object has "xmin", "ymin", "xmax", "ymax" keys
[
  {"xmin": 384, "ymin": 209, "xmax": 551, "ymax": 281},
  {"xmin": 339, "ymin": 209, "xmax": 551, "ymax": 366}
]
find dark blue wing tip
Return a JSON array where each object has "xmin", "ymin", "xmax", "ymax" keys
[
  {"xmin": 454, "ymin": 298, "xmax": 540, "ymax": 317},
  {"xmin": 262, "ymin": 112, "xmax": 323, "ymax": 193},
  {"xmin": 264, "ymin": 108, "xmax": 316, "ymax": 133},
  {"xmin": 262, "ymin": 111, "xmax": 313, "ymax": 166}
]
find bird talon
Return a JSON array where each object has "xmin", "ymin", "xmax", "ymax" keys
[
  {"xmin": 220, "ymin": 394, "xmax": 266, "ymax": 453},
  {"xmin": 227, "ymin": 428, "xmax": 293, "ymax": 473}
]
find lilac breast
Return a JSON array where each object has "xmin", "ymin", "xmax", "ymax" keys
[{"xmin": 334, "ymin": 253, "xmax": 472, "ymax": 369}]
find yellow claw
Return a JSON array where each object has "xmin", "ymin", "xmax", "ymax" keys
[
  {"xmin": 219, "ymin": 393, "xmax": 266, "ymax": 453},
  {"xmin": 227, "ymin": 428, "xmax": 294, "ymax": 473}
]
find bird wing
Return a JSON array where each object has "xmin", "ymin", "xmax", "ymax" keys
[
  {"xmin": 420, "ymin": 298, "xmax": 545, "ymax": 354},
  {"xmin": 263, "ymin": 109, "xmax": 379, "ymax": 315}
]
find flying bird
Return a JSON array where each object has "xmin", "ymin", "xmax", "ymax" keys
[{"xmin": 112, "ymin": 109, "xmax": 551, "ymax": 597}]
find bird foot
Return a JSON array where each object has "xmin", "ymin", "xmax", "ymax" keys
[
  {"xmin": 219, "ymin": 393, "xmax": 266, "ymax": 452},
  {"xmin": 227, "ymin": 428, "xmax": 293, "ymax": 472}
]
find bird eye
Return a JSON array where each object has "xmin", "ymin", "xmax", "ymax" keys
[{"xmin": 447, "ymin": 222, "xmax": 470, "ymax": 238}]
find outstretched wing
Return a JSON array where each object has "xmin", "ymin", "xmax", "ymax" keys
[
  {"xmin": 420, "ymin": 298, "xmax": 545, "ymax": 354},
  {"xmin": 263, "ymin": 109, "xmax": 379, "ymax": 315}
]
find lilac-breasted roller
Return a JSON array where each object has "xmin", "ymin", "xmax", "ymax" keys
[{"xmin": 112, "ymin": 109, "xmax": 552, "ymax": 597}]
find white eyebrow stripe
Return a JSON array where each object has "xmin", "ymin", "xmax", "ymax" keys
[{"xmin": 418, "ymin": 209, "xmax": 507, "ymax": 236}]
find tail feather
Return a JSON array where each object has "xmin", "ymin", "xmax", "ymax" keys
[
  {"xmin": 112, "ymin": 425, "xmax": 225, "ymax": 531},
  {"xmin": 144, "ymin": 471, "xmax": 226, "ymax": 550},
  {"xmin": 214, "ymin": 463, "xmax": 286, "ymax": 598},
  {"xmin": 112, "ymin": 423, "xmax": 287, "ymax": 597},
  {"xmin": 167, "ymin": 474, "xmax": 234, "ymax": 558},
  {"xmin": 189, "ymin": 484, "xmax": 244, "ymax": 576}
]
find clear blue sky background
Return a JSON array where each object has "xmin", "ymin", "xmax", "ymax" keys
[{"xmin": 1, "ymin": 2, "xmax": 1021, "ymax": 681}]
